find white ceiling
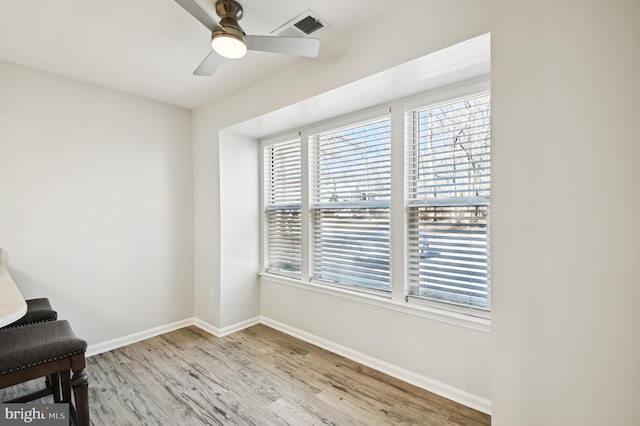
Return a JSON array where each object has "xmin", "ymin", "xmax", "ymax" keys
[{"xmin": 0, "ymin": 0, "xmax": 403, "ymax": 109}]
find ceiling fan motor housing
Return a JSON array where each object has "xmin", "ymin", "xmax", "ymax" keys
[
  {"xmin": 215, "ymin": 0, "xmax": 243, "ymax": 22},
  {"xmin": 212, "ymin": 0, "xmax": 245, "ymax": 42}
]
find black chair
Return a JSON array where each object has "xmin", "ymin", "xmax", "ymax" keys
[
  {"xmin": 0, "ymin": 298, "xmax": 58, "ymax": 330},
  {"xmin": 0, "ymin": 320, "xmax": 89, "ymax": 426},
  {"xmin": 1, "ymin": 297, "xmax": 61, "ymax": 400}
]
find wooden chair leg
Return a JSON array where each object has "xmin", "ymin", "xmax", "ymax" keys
[
  {"xmin": 71, "ymin": 361, "xmax": 89, "ymax": 426},
  {"xmin": 60, "ymin": 369, "xmax": 72, "ymax": 403},
  {"xmin": 51, "ymin": 373, "xmax": 62, "ymax": 402},
  {"xmin": 45, "ymin": 374, "xmax": 52, "ymax": 396}
]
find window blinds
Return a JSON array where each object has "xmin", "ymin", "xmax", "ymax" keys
[
  {"xmin": 310, "ymin": 116, "xmax": 392, "ymax": 291},
  {"xmin": 407, "ymin": 93, "xmax": 491, "ymax": 310},
  {"xmin": 264, "ymin": 139, "xmax": 301, "ymax": 276}
]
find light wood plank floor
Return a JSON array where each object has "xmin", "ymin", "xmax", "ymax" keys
[{"xmin": 1, "ymin": 324, "xmax": 491, "ymax": 425}]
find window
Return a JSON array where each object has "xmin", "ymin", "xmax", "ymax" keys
[
  {"xmin": 261, "ymin": 81, "xmax": 491, "ymax": 317},
  {"xmin": 264, "ymin": 139, "xmax": 301, "ymax": 277},
  {"xmin": 309, "ymin": 116, "xmax": 392, "ymax": 292},
  {"xmin": 406, "ymin": 93, "xmax": 491, "ymax": 311}
]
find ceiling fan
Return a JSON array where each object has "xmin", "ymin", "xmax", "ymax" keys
[{"xmin": 175, "ymin": 0, "xmax": 321, "ymax": 76}]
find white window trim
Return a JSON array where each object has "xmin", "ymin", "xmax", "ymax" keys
[
  {"xmin": 260, "ymin": 76, "xmax": 491, "ymax": 328},
  {"xmin": 305, "ymin": 105, "xmax": 391, "ymax": 137},
  {"xmin": 401, "ymin": 79, "xmax": 490, "ymax": 115}
]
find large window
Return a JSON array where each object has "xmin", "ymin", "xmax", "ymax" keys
[
  {"xmin": 407, "ymin": 93, "xmax": 491, "ymax": 311},
  {"xmin": 261, "ymin": 83, "xmax": 491, "ymax": 315},
  {"xmin": 263, "ymin": 139, "xmax": 301, "ymax": 276},
  {"xmin": 309, "ymin": 116, "xmax": 392, "ymax": 292}
]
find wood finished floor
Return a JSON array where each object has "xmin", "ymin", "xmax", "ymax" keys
[{"xmin": 1, "ymin": 324, "xmax": 490, "ymax": 425}]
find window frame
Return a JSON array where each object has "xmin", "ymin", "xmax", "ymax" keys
[
  {"xmin": 404, "ymin": 87, "xmax": 492, "ymax": 318},
  {"xmin": 261, "ymin": 133, "xmax": 303, "ymax": 278},
  {"xmin": 308, "ymin": 112, "xmax": 393, "ymax": 294},
  {"xmin": 260, "ymin": 78, "xmax": 491, "ymax": 322}
]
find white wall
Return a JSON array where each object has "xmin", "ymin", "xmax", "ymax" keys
[
  {"xmin": 219, "ymin": 131, "xmax": 260, "ymax": 329},
  {"xmin": 0, "ymin": 60, "xmax": 194, "ymax": 345},
  {"xmin": 491, "ymin": 1, "xmax": 640, "ymax": 425},
  {"xmin": 192, "ymin": 0, "xmax": 493, "ymax": 409},
  {"xmin": 192, "ymin": 108, "xmax": 221, "ymax": 327}
]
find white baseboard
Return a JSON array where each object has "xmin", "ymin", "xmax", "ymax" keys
[
  {"xmin": 86, "ymin": 317, "xmax": 195, "ymax": 357},
  {"xmin": 192, "ymin": 318, "xmax": 221, "ymax": 337},
  {"xmin": 219, "ymin": 316, "xmax": 261, "ymax": 336},
  {"xmin": 260, "ymin": 316, "xmax": 492, "ymax": 415},
  {"xmin": 86, "ymin": 315, "xmax": 491, "ymax": 415},
  {"xmin": 193, "ymin": 316, "xmax": 261, "ymax": 337},
  {"xmin": 86, "ymin": 316, "xmax": 260, "ymax": 356}
]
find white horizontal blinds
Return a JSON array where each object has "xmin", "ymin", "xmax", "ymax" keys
[
  {"xmin": 264, "ymin": 139, "xmax": 301, "ymax": 276},
  {"xmin": 407, "ymin": 93, "xmax": 491, "ymax": 310},
  {"xmin": 310, "ymin": 116, "xmax": 392, "ymax": 291}
]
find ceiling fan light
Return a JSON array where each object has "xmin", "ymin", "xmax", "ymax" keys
[{"xmin": 211, "ymin": 32, "xmax": 247, "ymax": 59}]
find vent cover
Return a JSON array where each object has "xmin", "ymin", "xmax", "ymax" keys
[
  {"xmin": 294, "ymin": 16, "xmax": 323, "ymax": 35},
  {"xmin": 272, "ymin": 10, "xmax": 328, "ymax": 38}
]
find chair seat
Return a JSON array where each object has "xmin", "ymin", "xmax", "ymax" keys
[
  {"xmin": 0, "ymin": 298, "xmax": 57, "ymax": 330},
  {"xmin": 0, "ymin": 320, "xmax": 86, "ymax": 375},
  {"xmin": 0, "ymin": 320, "xmax": 90, "ymax": 426}
]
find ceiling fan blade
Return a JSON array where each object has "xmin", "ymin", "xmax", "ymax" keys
[
  {"xmin": 193, "ymin": 50, "xmax": 224, "ymax": 76},
  {"xmin": 175, "ymin": 0, "xmax": 221, "ymax": 32},
  {"xmin": 246, "ymin": 35, "xmax": 320, "ymax": 58}
]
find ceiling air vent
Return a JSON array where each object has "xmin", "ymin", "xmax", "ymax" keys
[
  {"xmin": 294, "ymin": 16, "xmax": 323, "ymax": 35},
  {"xmin": 272, "ymin": 10, "xmax": 328, "ymax": 38}
]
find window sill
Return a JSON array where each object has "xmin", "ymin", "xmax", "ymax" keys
[{"xmin": 259, "ymin": 272, "xmax": 491, "ymax": 333}]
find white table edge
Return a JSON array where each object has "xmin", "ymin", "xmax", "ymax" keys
[{"xmin": 0, "ymin": 262, "xmax": 28, "ymax": 328}]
